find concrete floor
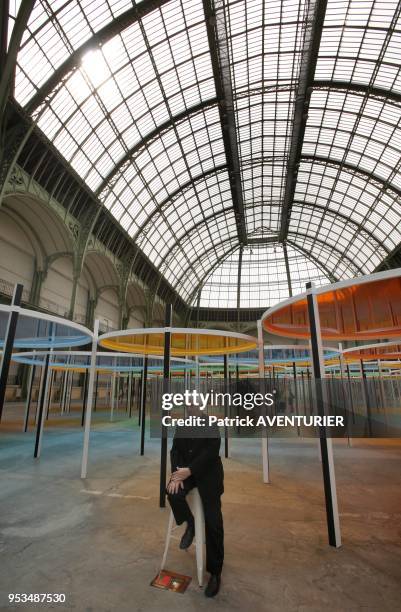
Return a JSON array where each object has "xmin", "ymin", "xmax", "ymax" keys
[{"xmin": 1, "ymin": 407, "xmax": 401, "ymax": 611}]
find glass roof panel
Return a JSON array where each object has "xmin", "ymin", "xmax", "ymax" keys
[
  {"xmin": 18, "ymin": 0, "xmax": 216, "ymax": 194},
  {"xmin": 225, "ymin": 0, "xmax": 307, "ymax": 239},
  {"xmin": 303, "ymin": 89, "xmax": 401, "ymax": 190},
  {"xmin": 11, "ymin": 0, "xmax": 401, "ymax": 310},
  {"xmin": 287, "ymin": 234, "xmax": 356, "ymax": 280},
  {"xmin": 165, "ymin": 219, "xmax": 239, "ymax": 303},
  {"xmin": 15, "ymin": 0, "xmax": 135, "ymax": 105},
  {"xmin": 199, "ymin": 244, "xmax": 330, "ymax": 309},
  {"xmin": 293, "ymin": 159, "xmax": 401, "ymax": 259},
  {"xmin": 289, "ymin": 202, "xmax": 384, "ymax": 273},
  {"xmin": 316, "ymin": 0, "xmax": 401, "ymax": 93},
  {"xmin": 137, "ymin": 170, "xmax": 233, "ymax": 266},
  {"xmin": 102, "ymin": 104, "xmax": 226, "ymax": 236}
]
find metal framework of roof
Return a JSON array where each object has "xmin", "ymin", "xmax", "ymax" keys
[{"xmin": 3, "ymin": 0, "xmax": 401, "ymax": 314}]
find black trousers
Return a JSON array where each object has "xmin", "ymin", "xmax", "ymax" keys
[{"xmin": 167, "ymin": 476, "xmax": 224, "ymax": 575}]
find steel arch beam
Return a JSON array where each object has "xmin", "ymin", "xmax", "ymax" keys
[
  {"xmin": 280, "ymin": 1, "xmax": 401, "ymax": 242},
  {"xmin": 291, "ymin": 199, "xmax": 390, "ymax": 254},
  {"xmin": 287, "ymin": 231, "xmax": 365, "ymax": 275},
  {"xmin": 135, "ymin": 156, "xmax": 290, "ymax": 242},
  {"xmin": 162, "ymin": 221, "xmax": 365, "ymax": 303},
  {"xmin": 285, "ymin": 240, "xmax": 339, "ymax": 283},
  {"xmin": 0, "ymin": 0, "xmax": 36, "ymax": 116},
  {"xmin": 203, "ymin": 0, "xmax": 247, "ymax": 244},
  {"xmin": 184, "ymin": 234, "xmax": 345, "ymax": 308},
  {"xmin": 173, "ymin": 235, "xmax": 239, "ymax": 293},
  {"xmin": 186, "ymin": 243, "xmax": 240, "ymax": 307},
  {"xmin": 96, "ymin": 86, "xmax": 291, "ymax": 201},
  {"xmin": 176, "ymin": 230, "xmax": 362, "ymax": 302},
  {"xmin": 133, "ymin": 164, "xmax": 228, "ymax": 240},
  {"xmin": 171, "ymin": 237, "xmax": 237, "ymax": 295},
  {"xmin": 24, "ymin": 0, "xmax": 172, "ymax": 114},
  {"xmin": 313, "ymin": 80, "xmax": 401, "ymax": 107},
  {"xmin": 139, "ymin": 190, "xmax": 381, "ymax": 291},
  {"xmin": 159, "ymin": 207, "xmax": 236, "ymax": 257},
  {"xmin": 283, "ymin": 243, "xmax": 293, "ymax": 297},
  {"xmin": 299, "ymin": 154, "xmax": 401, "ymax": 198},
  {"xmin": 236, "ymin": 244, "xmax": 243, "ymax": 314},
  {"xmin": 143, "ymin": 194, "xmax": 384, "ymax": 278},
  {"xmin": 279, "ymin": 0, "xmax": 328, "ymax": 242},
  {"xmin": 375, "ymin": 243, "xmax": 401, "ymax": 272},
  {"xmin": 95, "ymin": 98, "xmax": 218, "ymax": 197},
  {"xmin": 1, "ymin": 204, "xmax": 47, "ymax": 267},
  {"xmin": 136, "ymin": 151, "xmax": 400, "ymax": 247}
]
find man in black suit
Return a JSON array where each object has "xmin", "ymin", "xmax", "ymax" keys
[{"xmin": 166, "ymin": 418, "xmax": 224, "ymax": 598}]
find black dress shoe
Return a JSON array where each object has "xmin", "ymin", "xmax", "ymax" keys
[
  {"xmin": 204, "ymin": 574, "xmax": 221, "ymax": 597},
  {"xmin": 179, "ymin": 521, "xmax": 195, "ymax": 549}
]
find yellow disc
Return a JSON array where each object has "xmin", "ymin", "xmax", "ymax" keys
[{"xmin": 99, "ymin": 328, "xmax": 257, "ymax": 356}]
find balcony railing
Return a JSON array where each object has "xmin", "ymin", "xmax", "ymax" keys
[{"xmin": 0, "ymin": 278, "xmax": 30, "ymax": 302}]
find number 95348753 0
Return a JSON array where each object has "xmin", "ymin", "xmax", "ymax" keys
[{"xmin": 8, "ymin": 593, "xmax": 66, "ymax": 604}]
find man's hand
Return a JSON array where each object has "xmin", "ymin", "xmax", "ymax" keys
[
  {"xmin": 171, "ymin": 467, "xmax": 191, "ymax": 482},
  {"xmin": 167, "ymin": 479, "xmax": 184, "ymax": 494}
]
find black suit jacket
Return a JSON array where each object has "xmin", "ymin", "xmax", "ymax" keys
[{"xmin": 170, "ymin": 425, "xmax": 224, "ymax": 499}]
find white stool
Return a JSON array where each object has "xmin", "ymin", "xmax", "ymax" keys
[{"xmin": 161, "ymin": 487, "xmax": 205, "ymax": 587}]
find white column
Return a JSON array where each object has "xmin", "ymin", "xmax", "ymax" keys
[
  {"xmin": 339, "ymin": 342, "xmax": 352, "ymax": 447},
  {"xmin": 35, "ymin": 362, "xmax": 46, "ymax": 425},
  {"xmin": 81, "ymin": 320, "xmax": 99, "ymax": 479},
  {"xmin": 257, "ymin": 320, "xmax": 269, "ymax": 484},
  {"xmin": 127, "ymin": 370, "xmax": 132, "ymax": 416},
  {"xmin": 110, "ymin": 367, "xmax": 116, "ymax": 422},
  {"xmin": 23, "ymin": 354, "xmax": 35, "ymax": 431},
  {"xmin": 37, "ymin": 345, "xmax": 54, "ymax": 457}
]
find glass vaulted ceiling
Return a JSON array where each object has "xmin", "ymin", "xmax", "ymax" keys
[
  {"xmin": 199, "ymin": 243, "xmax": 330, "ymax": 308},
  {"xmin": 12, "ymin": 0, "xmax": 401, "ymax": 309}
]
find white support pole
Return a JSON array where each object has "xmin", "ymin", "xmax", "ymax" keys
[
  {"xmin": 338, "ymin": 343, "xmax": 345, "ymax": 378},
  {"xmin": 127, "ymin": 370, "xmax": 132, "ymax": 416},
  {"xmin": 359, "ymin": 359, "xmax": 368, "ymax": 419},
  {"xmin": 35, "ymin": 363, "xmax": 46, "ymax": 425},
  {"xmin": 23, "ymin": 355, "xmax": 35, "ymax": 431},
  {"xmin": 257, "ymin": 320, "xmax": 269, "ymax": 484},
  {"xmin": 46, "ymin": 370, "xmax": 55, "ymax": 418},
  {"xmin": 110, "ymin": 367, "xmax": 116, "ymax": 422},
  {"xmin": 116, "ymin": 373, "xmax": 120, "ymax": 413},
  {"xmin": 60, "ymin": 355, "xmax": 71, "ymax": 414},
  {"xmin": 339, "ymin": 343, "xmax": 352, "ymax": 447},
  {"xmin": 307, "ymin": 283, "xmax": 341, "ymax": 548},
  {"xmin": 66, "ymin": 371, "xmax": 73, "ymax": 413},
  {"xmin": 107, "ymin": 374, "xmax": 111, "ymax": 407},
  {"xmin": 184, "ymin": 352, "xmax": 189, "ymax": 389},
  {"xmin": 377, "ymin": 360, "xmax": 388, "ymax": 431},
  {"xmin": 60, "ymin": 370, "xmax": 66, "ymax": 414},
  {"xmin": 139, "ymin": 355, "xmax": 145, "ymax": 426},
  {"xmin": 81, "ymin": 320, "xmax": 99, "ymax": 479},
  {"xmin": 36, "ymin": 342, "xmax": 54, "ymax": 458}
]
